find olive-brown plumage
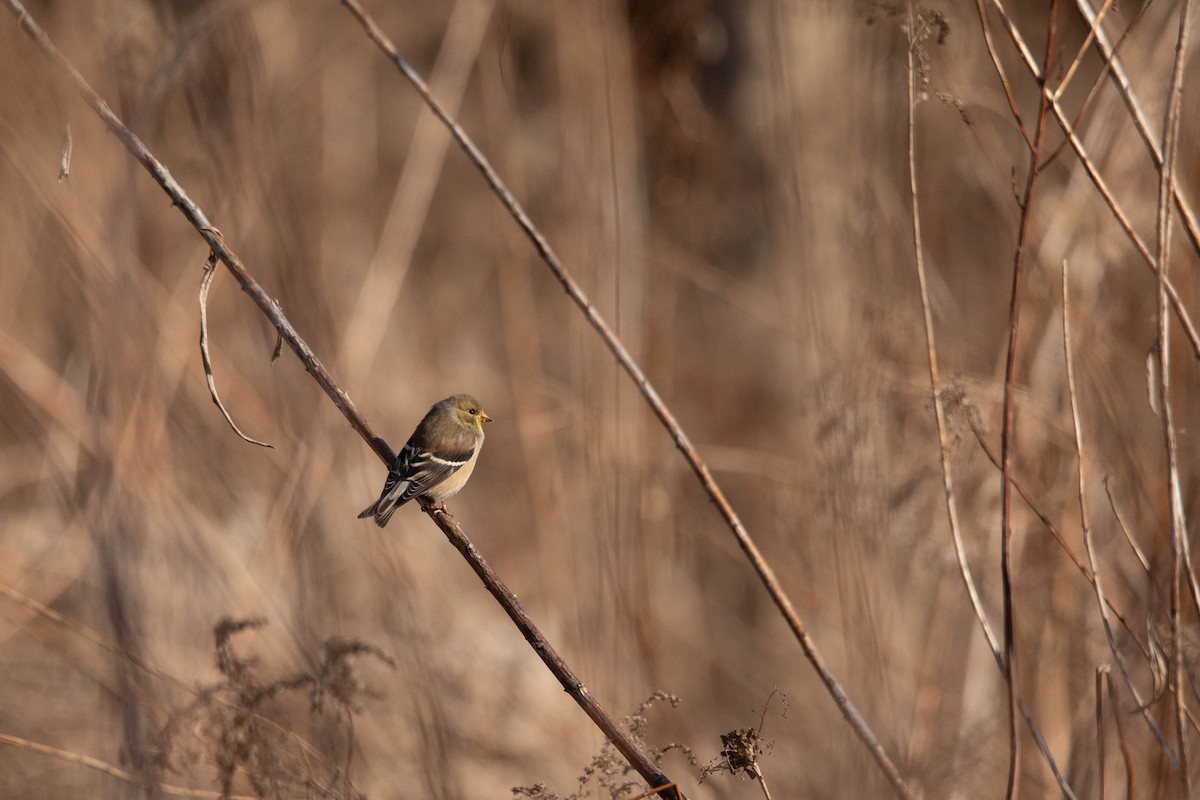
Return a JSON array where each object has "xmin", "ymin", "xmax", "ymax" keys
[{"xmin": 358, "ymin": 394, "xmax": 492, "ymax": 526}]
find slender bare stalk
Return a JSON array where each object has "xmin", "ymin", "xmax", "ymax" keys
[
  {"xmin": 332, "ymin": 1, "xmax": 916, "ymax": 797},
  {"xmin": 756, "ymin": 773, "xmax": 773, "ymax": 800},
  {"xmin": 908, "ymin": 2, "xmax": 998, "ymax": 660},
  {"xmin": 973, "ymin": 0, "xmax": 1031, "ymax": 149},
  {"xmin": 996, "ymin": 4, "xmax": 1058, "ymax": 794},
  {"xmin": 1154, "ymin": 1, "xmax": 1194, "ymax": 792},
  {"xmin": 1053, "ymin": 0, "xmax": 1115, "ymax": 100},
  {"xmin": 1103, "ymin": 477, "xmax": 1152, "ymax": 575},
  {"xmin": 0, "ymin": 731, "xmax": 249, "ymax": 799},
  {"xmin": 1061, "ymin": 257, "xmax": 1182, "ymax": 772},
  {"xmin": 1097, "ymin": 667, "xmax": 1107, "ymax": 800},
  {"xmin": 0, "ymin": 4, "xmax": 684, "ymax": 797},
  {"xmin": 1106, "ymin": 671, "xmax": 1135, "ymax": 797}
]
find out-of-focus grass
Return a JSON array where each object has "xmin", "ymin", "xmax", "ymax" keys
[{"xmin": 0, "ymin": 0, "xmax": 1197, "ymax": 797}]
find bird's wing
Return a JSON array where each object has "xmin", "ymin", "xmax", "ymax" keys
[
  {"xmin": 389, "ymin": 445, "xmax": 476, "ymax": 503},
  {"xmin": 359, "ymin": 443, "xmax": 474, "ymax": 526}
]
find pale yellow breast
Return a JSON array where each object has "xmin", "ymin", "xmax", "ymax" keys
[{"xmin": 427, "ymin": 440, "xmax": 481, "ymax": 501}]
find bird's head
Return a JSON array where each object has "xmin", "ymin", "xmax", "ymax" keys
[{"xmin": 447, "ymin": 393, "xmax": 493, "ymax": 432}]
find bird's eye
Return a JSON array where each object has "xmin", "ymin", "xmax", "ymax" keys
[{"xmin": 469, "ymin": 408, "xmax": 478, "ymax": 416}]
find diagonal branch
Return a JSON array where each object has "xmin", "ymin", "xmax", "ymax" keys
[
  {"xmin": 1072, "ymin": 0, "xmax": 1200, "ymax": 257},
  {"xmin": 332, "ymin": 1, "xmax": 917, "ymax": 797},
  {"xmin": 974, "ymin": 0, "xmax": 1032, "ymax": 149},
  {"xmin": 419, "ymin": 501, "xmax": 679, "ymax": 797},
  {"xmin": 1, "ymin": 3, "xmax": 683, "ymax": 797}
]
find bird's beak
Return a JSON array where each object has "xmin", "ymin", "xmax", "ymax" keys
[{"xmin": 481, "ymin": 412, "xmax": 494, "ymax": 424}]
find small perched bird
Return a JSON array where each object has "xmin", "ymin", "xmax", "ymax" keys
[{"xmin": 358, "ymin": 394, "xmax": 492, "ymax": 526}]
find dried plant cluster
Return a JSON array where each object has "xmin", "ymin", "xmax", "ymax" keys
[
  {"xmin": 514, "ymin": 692, "xmax": 696, "ymax": 800},
  {"xmin": 152, "ymin": 618, "xmax": 393, "ymax": 799},
  {"xmin": 1, "ymin": 0, "xmax": 1199, "ymax": 798}
]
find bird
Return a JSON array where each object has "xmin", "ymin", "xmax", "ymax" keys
[{"xmin": 358, "ymin": 394, "xmax": 492, "ymax": 527}]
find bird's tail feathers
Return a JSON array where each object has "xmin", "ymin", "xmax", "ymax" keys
[
  {"xmin": 375, "ymin": 501, "xmax": 401, "ymax": 527},
  {"xmin": 358, "ymin": 497, "xmax": 402, "ymax": 527}
]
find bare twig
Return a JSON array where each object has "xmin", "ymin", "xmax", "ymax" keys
[
  {"xmin": 1097, "ymin": 666, "xmax": 1107, "ymax": 800},
  {"xmin": 332, "ymin": 1, "xmax": 916, "ymax": 797},
  {"xmin": 1105, "ymin": 670, "xmax": 1135, "ymax": 797},
  {"xmin": 199, "ymin": 250, "xmax": 273, "ymax": 449},
  {"xmin": 1053, "ymin": 0, "xmax": 1115, "ymax": 101},
  {"xmin": 57, "ymin": 121, "xmax": 71, "ymax": 181},
  {"xmin": 0, "ymin": 731, "xmax": 249, "ymax": 799},
  {"xmin": 1155, "ymin": 0, "xmax": 1195, "ymax": 790},
  {"xmin": 0, "ymin": 578, "xmax": 167, "ymax": 680},
  {"xmin": 972, "ymin": 0, "xmax": 1196, "ymax": 786},
  {"xmin": 421, "ymin": 502, "xmax": 680, "ymax": 798},
  {"xmin": 973, "ymin": 0, "xmax": 1032, "ymax": 149},
  {"xmin": 0, "ymin": 3, "xmax": 684, "ymax": 797},
  {"xmin": 628, "ymin": 784, "xmax": 685, "ymax": 800},
  {"xmin": 1103, "ymin": 476, "xmax": 1152, "ymax": 575},
  {"xmin": 995, "ymin": 4, "xmax": 1059, "ymax": 795},
  {"xmin": 1062, "ymin": 256, "xmax": 1108, "ymax": 686},
  {"xmin": 908, "ymin": 1, "xmax": 997, "ymax": 659},
  {"xmin": 1061, "ymin": 256, "xmax": 1182, "ymax": 769}
]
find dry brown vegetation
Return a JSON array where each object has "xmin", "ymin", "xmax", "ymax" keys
[{"xmin": 2, "ymin": 0, "xmax": 1199, "ymax": 797}]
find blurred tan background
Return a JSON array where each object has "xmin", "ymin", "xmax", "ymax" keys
[{"xmin": 1, "ymin": 0, "xmax": 1198, "ymax": 797}]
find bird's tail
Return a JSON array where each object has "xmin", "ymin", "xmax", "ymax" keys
[{"xmin": 358, "ymin": 498, "xmax": 401, "ymax": 527}]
